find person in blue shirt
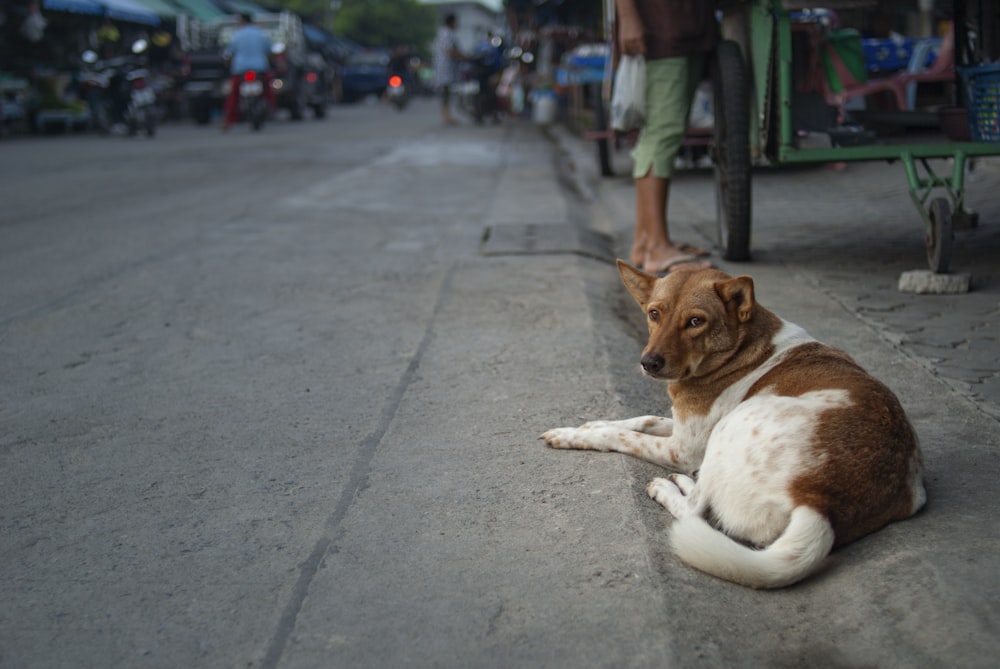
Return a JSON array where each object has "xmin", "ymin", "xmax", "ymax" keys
[{"xmin": 222, "ymin": 13, "xmax": 273, "ymax": 130}]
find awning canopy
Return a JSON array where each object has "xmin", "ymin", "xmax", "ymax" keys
[
  {"xmin": 42, "ymin": 0, "xmax": 103, "ymax": 16},
  {"xmin": 127, "ymin": 0, "xmax": 181, "ymax": 19},
  {"xmin": 163, "ymin": 0, "xmax": 227, "ymax": 21},
  {"xmin": 101, "ymin": 0, "xmax": 161, "ymax": 25},
  {"xmin": 43, "ymin": 0, "xmax": 161, "ymax": 25}
]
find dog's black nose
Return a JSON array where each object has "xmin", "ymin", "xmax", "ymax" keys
[{"xmin": 641, "ymin": 353, "xmax": 665, "ymax": 375}]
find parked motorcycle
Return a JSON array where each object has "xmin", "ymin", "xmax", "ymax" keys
[
  {"xmin": 456, "ymin": 54, "xmax": 503, "ymax": 124},
  {"xmin": 80, "ymin": 39, "xmax": 157, "ymax": 137},
  {"xmin": 386, "ymin": 74, "xmax": 408, "ymax": 110}
]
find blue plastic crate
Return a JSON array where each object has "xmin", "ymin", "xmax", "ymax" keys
[{"xmin": 959, "ymin": 64, "xmax": 1000, "ymax": 142}]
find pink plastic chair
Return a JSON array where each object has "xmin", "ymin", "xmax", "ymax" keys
[{"xmin": 831, "ymin": 26, "xmax": 955, "ymax": 112}]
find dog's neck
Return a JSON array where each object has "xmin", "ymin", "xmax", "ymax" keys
[{"xmin": 667, "ymin": 305, "xmax": 812, "ymax": 414}]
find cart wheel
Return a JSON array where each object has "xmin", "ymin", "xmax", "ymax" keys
[
  {"xmin": 926, "ymin": 197, "xmax": 953, "ymax": 273},
  {"xmin": 711, "ymin": 40, "xmax": 752, "ymax": 261},
  {"xmin": 592, "ymin": 83, "xmax": 614, "ymax": 177}
]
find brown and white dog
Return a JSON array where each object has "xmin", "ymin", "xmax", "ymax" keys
[{"xmin": 541, "ymin": 262, "xmax": 926, "ymax": 589}]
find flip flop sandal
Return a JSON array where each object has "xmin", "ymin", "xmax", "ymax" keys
[
  {"xmin": 677, "ymin": 243, "xmax": 711, "ymax": 258},
  {"xmin": 647, "ymin": 254, "xmax": 714, "ymax": 276}
]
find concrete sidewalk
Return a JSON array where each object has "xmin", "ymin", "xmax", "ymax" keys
[{"xmin": 545, "ymin": 122, "xmax": 1000, "ymax": 667}]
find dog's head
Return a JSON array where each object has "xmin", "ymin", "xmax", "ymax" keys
[{"xmin": 617, "ymin": 260, "xmax": 758, "ymax": 382}]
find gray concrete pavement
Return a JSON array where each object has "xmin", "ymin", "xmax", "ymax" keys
[{"xmin": 2, "ymin": 103, "xmax": 999, "ymax": 668}]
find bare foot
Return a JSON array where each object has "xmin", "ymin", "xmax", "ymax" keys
[{"xmin": 630, "ymin": 236, "xmax": 647, "ymax": 268}]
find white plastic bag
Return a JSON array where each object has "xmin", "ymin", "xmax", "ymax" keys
[
  {"xmin": 610, "ymin": 55, "xmax": 646, "ymax": 131},
  {"xmin": 688, "ymin": 81, "xmax": 714, "ymax": 129}
]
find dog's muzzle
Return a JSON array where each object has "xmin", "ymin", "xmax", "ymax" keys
[{"xmin": 640, "ymin": 352, "xmax": 667, "ymax": 376}]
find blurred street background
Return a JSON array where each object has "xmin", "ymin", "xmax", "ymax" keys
[{"xmin": 2, "ymin": 1, "xmax": 1000, "ymax": 667}]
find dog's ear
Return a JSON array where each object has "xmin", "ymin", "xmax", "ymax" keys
[
  {"xmin": 617, "ymin": 259, "xmax": 657, "ymax": 307},
  {"xmin": 715, "ymin": 276, "xmax": 755, "ymax": 323}
]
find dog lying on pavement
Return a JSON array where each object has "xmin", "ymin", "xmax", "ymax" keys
[{"xmin": 541, "ymin": 262, "xmax": 926, "ymax": 589}]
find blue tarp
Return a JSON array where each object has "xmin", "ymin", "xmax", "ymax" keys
[
  {"xmin": 42, "ymin": 0, "xmax": 104, "ymax": 16},
  {"xmin": 43, "ymin": 0, "xmax": 161, "ymax": 25}
]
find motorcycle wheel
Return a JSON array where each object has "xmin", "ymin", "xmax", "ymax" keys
[
  {"xmin": 289, "ymin": 81, "xmax": 306, "ymax": 121},
  {"xmin": 472, "ymin": 92, "xmax": 484, "ymax": 125},
  {"xmin": 144, "ymin": 107, "xmax": 156, "ymax": 138},
  {"xmin": 127, "ymin": 107, "xmax": 140, "ymax": 137},
  {"xmin": 191, "ymin": 98, "xmax": 212, "ymax": 125},
  {"xmin": 251, "ymin": 98, "xmax": 265, "ymax": 131},
  {"xmin": 88, "ymin": 92, "xmax": 111, "ymax": 134}
]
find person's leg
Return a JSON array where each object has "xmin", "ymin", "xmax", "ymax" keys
[
  {"xmin": 631, "ymin": 173, "xmax": 665, "ymax": 266},
  {"xmin": 441, "ymin": 84, "xmax": 456, "ymax": 124},
  {"xmin": 264, "ymin": 72, "xmax": 276, "ymax": 114},
  {"xmin": 630, "ymin": 55, "xmax": 709, "ymax": 272},
  {"xmin": 223, "ymin": 75, "xmax": 240, "ymax": 130}
]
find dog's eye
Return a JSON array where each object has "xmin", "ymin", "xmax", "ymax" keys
[
  {"xmin": 648, "ymin": 309, "xmax": 660, "ymax": 322},
  {"xmin": 687, "ymin": 317, "xmax": 704, "ymax": 328}
]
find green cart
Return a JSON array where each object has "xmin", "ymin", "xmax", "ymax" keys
[{"xmin": 710, "ymin": 0, "xmax": 1000, "ymax": 272}]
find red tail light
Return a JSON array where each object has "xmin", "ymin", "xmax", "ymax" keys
[
  {"xmin": 305, "ymin": 71, "xmax": 318, "ymax": 83},
  {"xmin": 244, "ymin": 71, "xmax": 257, "ymax": 82},
  {"xmin": 389, "ymin": 75, "xmax": 402, "ymax": 87},
  {"xmin": 132, "ymin": 77, "xmax": 146, "ymax": 89}
]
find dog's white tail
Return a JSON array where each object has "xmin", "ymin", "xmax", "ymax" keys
[{"xmin": 670, "ymin": 506, "xmax": 835, "ymax": 589}]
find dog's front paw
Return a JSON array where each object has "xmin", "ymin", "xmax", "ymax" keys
[
  {"xmin": 647, "ymin": 476, "xmax": 694, "ymax": 519},
  {"xmin": 539, "ymin": 426, "xmax": 610, "ymax": 451},
  {"xmin": 540, "ymin": 427, "xmax": 576, "ymax": 449}
]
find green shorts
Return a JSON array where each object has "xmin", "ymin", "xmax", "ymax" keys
[{"xmin": 631, "ymin": 54, "xmax": 706, "ymax": 179}]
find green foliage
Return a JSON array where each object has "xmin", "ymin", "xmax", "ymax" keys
[
  {"xmin": 270, "ymin": 0, "xmax": 437, "ymax": 52},
  {"xmin": 334, "ymin": 0, "xmax": 436, "ymax": 50}
]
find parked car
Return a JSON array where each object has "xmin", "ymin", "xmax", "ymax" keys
[{"xmin": 341, "ymin": 49, "xmax": 390, "ymax": 103}]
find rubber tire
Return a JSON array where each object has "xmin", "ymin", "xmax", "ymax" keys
[
  {"xmin": 89, "ymin": 91, "xmax": 111, "ymax": 134},
  {"xmin": 711, "ymin": 40, "xmax": 752, "ymax": 261},
  {"xmin": 251, "ymin": 98, "xmax": 265, "ymax": 131},
  {"xmin": 592, "ymin": 83, "xmax": 613, "ymax": 177},
  {"xmin": 145, "ymin": 110, "xmax": 156, "ymax": 138},
  {"xmin": 127, "ymin": 108, "xmax": 139, "ymax": 137},
  {"xmin": 191, "ymin": 98, "xmax": 212, "ymax": 125},
  {"xmin": 926, "ymin": 197, "xmax": 953, "ymax": 273},
  {"xmin": 289, "ymin": 80, "xmax": 306, "ymax": 121}
]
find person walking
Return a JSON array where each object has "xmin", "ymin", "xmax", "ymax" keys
[
  {"xmin": 433, "ymin": 13, "xmax": 463, "ymax": 125},
  {"xmin": 616, "ymin": 0, "xmax": 718, "ymax": 273}
]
